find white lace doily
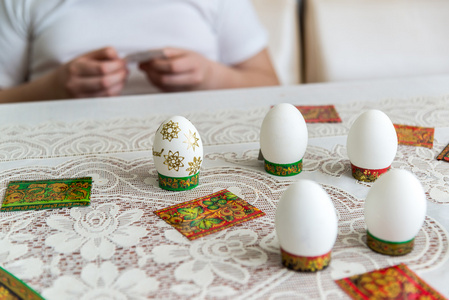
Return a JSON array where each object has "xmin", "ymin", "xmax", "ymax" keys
[
  {"xmin": 1, "ymin": 94, "xmax": 449, "ymax": 299},
  {"xmin": 0, "ymin": 153, "xmax": 446, "ymax": 299},
  {"xmin": 1, "ymin": 96, "xmax": 449, "ymax": 162}
]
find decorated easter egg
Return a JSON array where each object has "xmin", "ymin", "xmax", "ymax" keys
[
  {"xmin": 275, "ymin": 180, "xmax": 338, "ymax": 272},
  {"xmin": 364, "ymin": 169, "xmax": 426, "ymax": 256},
  {"xmin": 260, "ymin": 103, "xmax": 308, "ymax": 176},
  {"xmin": 153, "ymin": 116, "xmax": 203, "ymax": 191},
  {"xmin": 347, "ymin": 109, "xmax": 397, "ymax": 182}
]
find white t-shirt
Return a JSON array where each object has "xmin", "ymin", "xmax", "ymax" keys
[{"xmin": 0, "ymin": 0, "xmax": 267, "ymax": 95}]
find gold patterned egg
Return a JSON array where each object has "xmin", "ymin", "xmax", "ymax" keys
[{"xmin": 153, "ymin": 116, "xmax": 203, "ymax": 191}]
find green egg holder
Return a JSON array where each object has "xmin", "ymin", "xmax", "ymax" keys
[
  {"xmin": 264, "ymin": 159, "xmax": 303, "ymax": 176},
  {"xmin": 366, "ymin": 230, "xmax": 414, "ymax": 256},
  {"xmin": 158, "ymin": 172, "xmax": 199, "ymax": 191}
]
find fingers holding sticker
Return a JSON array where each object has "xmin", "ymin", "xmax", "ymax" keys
[
  {"xmin": 59, "ymin": 47, "xmax": 129, "ymax": 98},
  {"xmin": 137, "ymin": 47, "xmax": 214, "ymax": 92}
]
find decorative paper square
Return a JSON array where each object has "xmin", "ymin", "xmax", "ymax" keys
[
  {"xmin": 394, "ymin": 124, "xmax": 434, "ymax": 148},
  {"xmin": 1, "ymin": 177, "xmax": 92, "ymax": 212},
  {"xmin": 154, "ymin": 189, "xmax": 265, "ymax": 240},
  {"xmin": 437, "ymin": 143, "xmax": 449, "ymax": 162},
  {"xmin": 296, "ymin": 105, "xmax": 342, "ymax": 123},
  {"xmin": 0, "ymin": 266, "xmax": 44, "ymax": 300},
  {"xmin": 335, "ymin": 263, "xmax": 446, "ymax": 300}
]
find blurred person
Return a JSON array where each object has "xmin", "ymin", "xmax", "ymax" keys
[{"xmin": 0, "ymin": 0, "xmax": 279, "ymax": 103}]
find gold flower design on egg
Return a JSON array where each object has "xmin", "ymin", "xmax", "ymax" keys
[
  {"xmin": 186, "ymin": 157, "xmax": 202, "ymax": 175},
  {"xmin": 160, "ymin": 120, "xmax": 181, "ymax": 142},
  {"xmin": 163, "ymin": 150, "xmax": 185, "ymax": 172},
  {"xmin": 152, "ymin": 148, "xmax": 164, "ymax": 157},
  {"xmin": 183, "ymin": 130, "xmax": 200, "ymax": 151}
]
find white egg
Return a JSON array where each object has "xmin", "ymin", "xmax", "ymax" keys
[
  {"xmin": 153, "ymin": 116, "xmax": 203, "ymax": 191},
  {"xmin": 260, "ymin": 103, "xmax": 308, "ymax": 176},
  {"xmin": 364, "ymin": 169, "xmax": 426, "ymax": 255},
  {"xmin": 347, "ymin": 109, "xmax": 397, "ymax": 181},
  {"xmin": 275, "ymin": 180, "xmax": 338, "ymax": 271}
]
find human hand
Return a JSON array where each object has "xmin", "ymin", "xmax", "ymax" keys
[
  {"xmin": 138, "ymin": 48, "xmax": 215, "ymax": 92},
  {"xmin": 57, "ymin": 47, "xmax": 128, "ymax": 98}
]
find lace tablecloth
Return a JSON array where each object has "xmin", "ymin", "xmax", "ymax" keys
[{"xmin": 1, "ymin": 79, "xmax": 449, "ymax": 299}]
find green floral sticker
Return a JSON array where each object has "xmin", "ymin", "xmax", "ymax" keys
[
  {"xmin": 0, "ymin": 265, "xmax": 44, "ymax": 299},
  {"xmin": 1, "ymin": 177, "xmax": 92, "ymax": 212}
]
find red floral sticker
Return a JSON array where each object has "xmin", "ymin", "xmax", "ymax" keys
[
  {"xmin": 296, "ymin": 105, "xmax": 342, "ymax": 123},
  {"xmin": 437, "ymin": 143, "xmax": 449, "ymax": 162},
  {"xmin": 154, "ymin": 190, "xmax": 265, "ymax": 240},
  {"xmin": 394, "ymin": 124, "xmax": 434, "ymax": 148},
  {"xmin": 335, "ymin": 264, "xmax": 446, "ymax": 300}
]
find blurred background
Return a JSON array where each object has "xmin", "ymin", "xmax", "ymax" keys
[{"xmin": 252, "ymin": 0, "xmax": 449, "ymax": 85}]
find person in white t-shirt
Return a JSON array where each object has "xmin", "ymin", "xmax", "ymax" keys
[{"xmin": 0, "ymin": 0, "xmax": 279, "ymax": 103}]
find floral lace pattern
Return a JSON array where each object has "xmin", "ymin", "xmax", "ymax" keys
[
  {"xmin": 45, "ymin": 203, "xmax": 147, "ymax": 261},
  {"xmin": 1, "ymin": 96, "xmax": 449, "ymax": 162},
  {"xmin": 1, "ymin": 95, "xmax": 448, "ymax": 298},
  {"xmin": 0, "ymin": 155, "xmax": 446, "ymax": 299},
  {"xmin": 42, "ymin": 261, "xmax": 160, "ymax": 300}
]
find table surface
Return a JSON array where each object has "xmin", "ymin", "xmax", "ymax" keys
[{"xmin": 1, "ymin": 75, "xmax": 449, "ymax": 299}]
